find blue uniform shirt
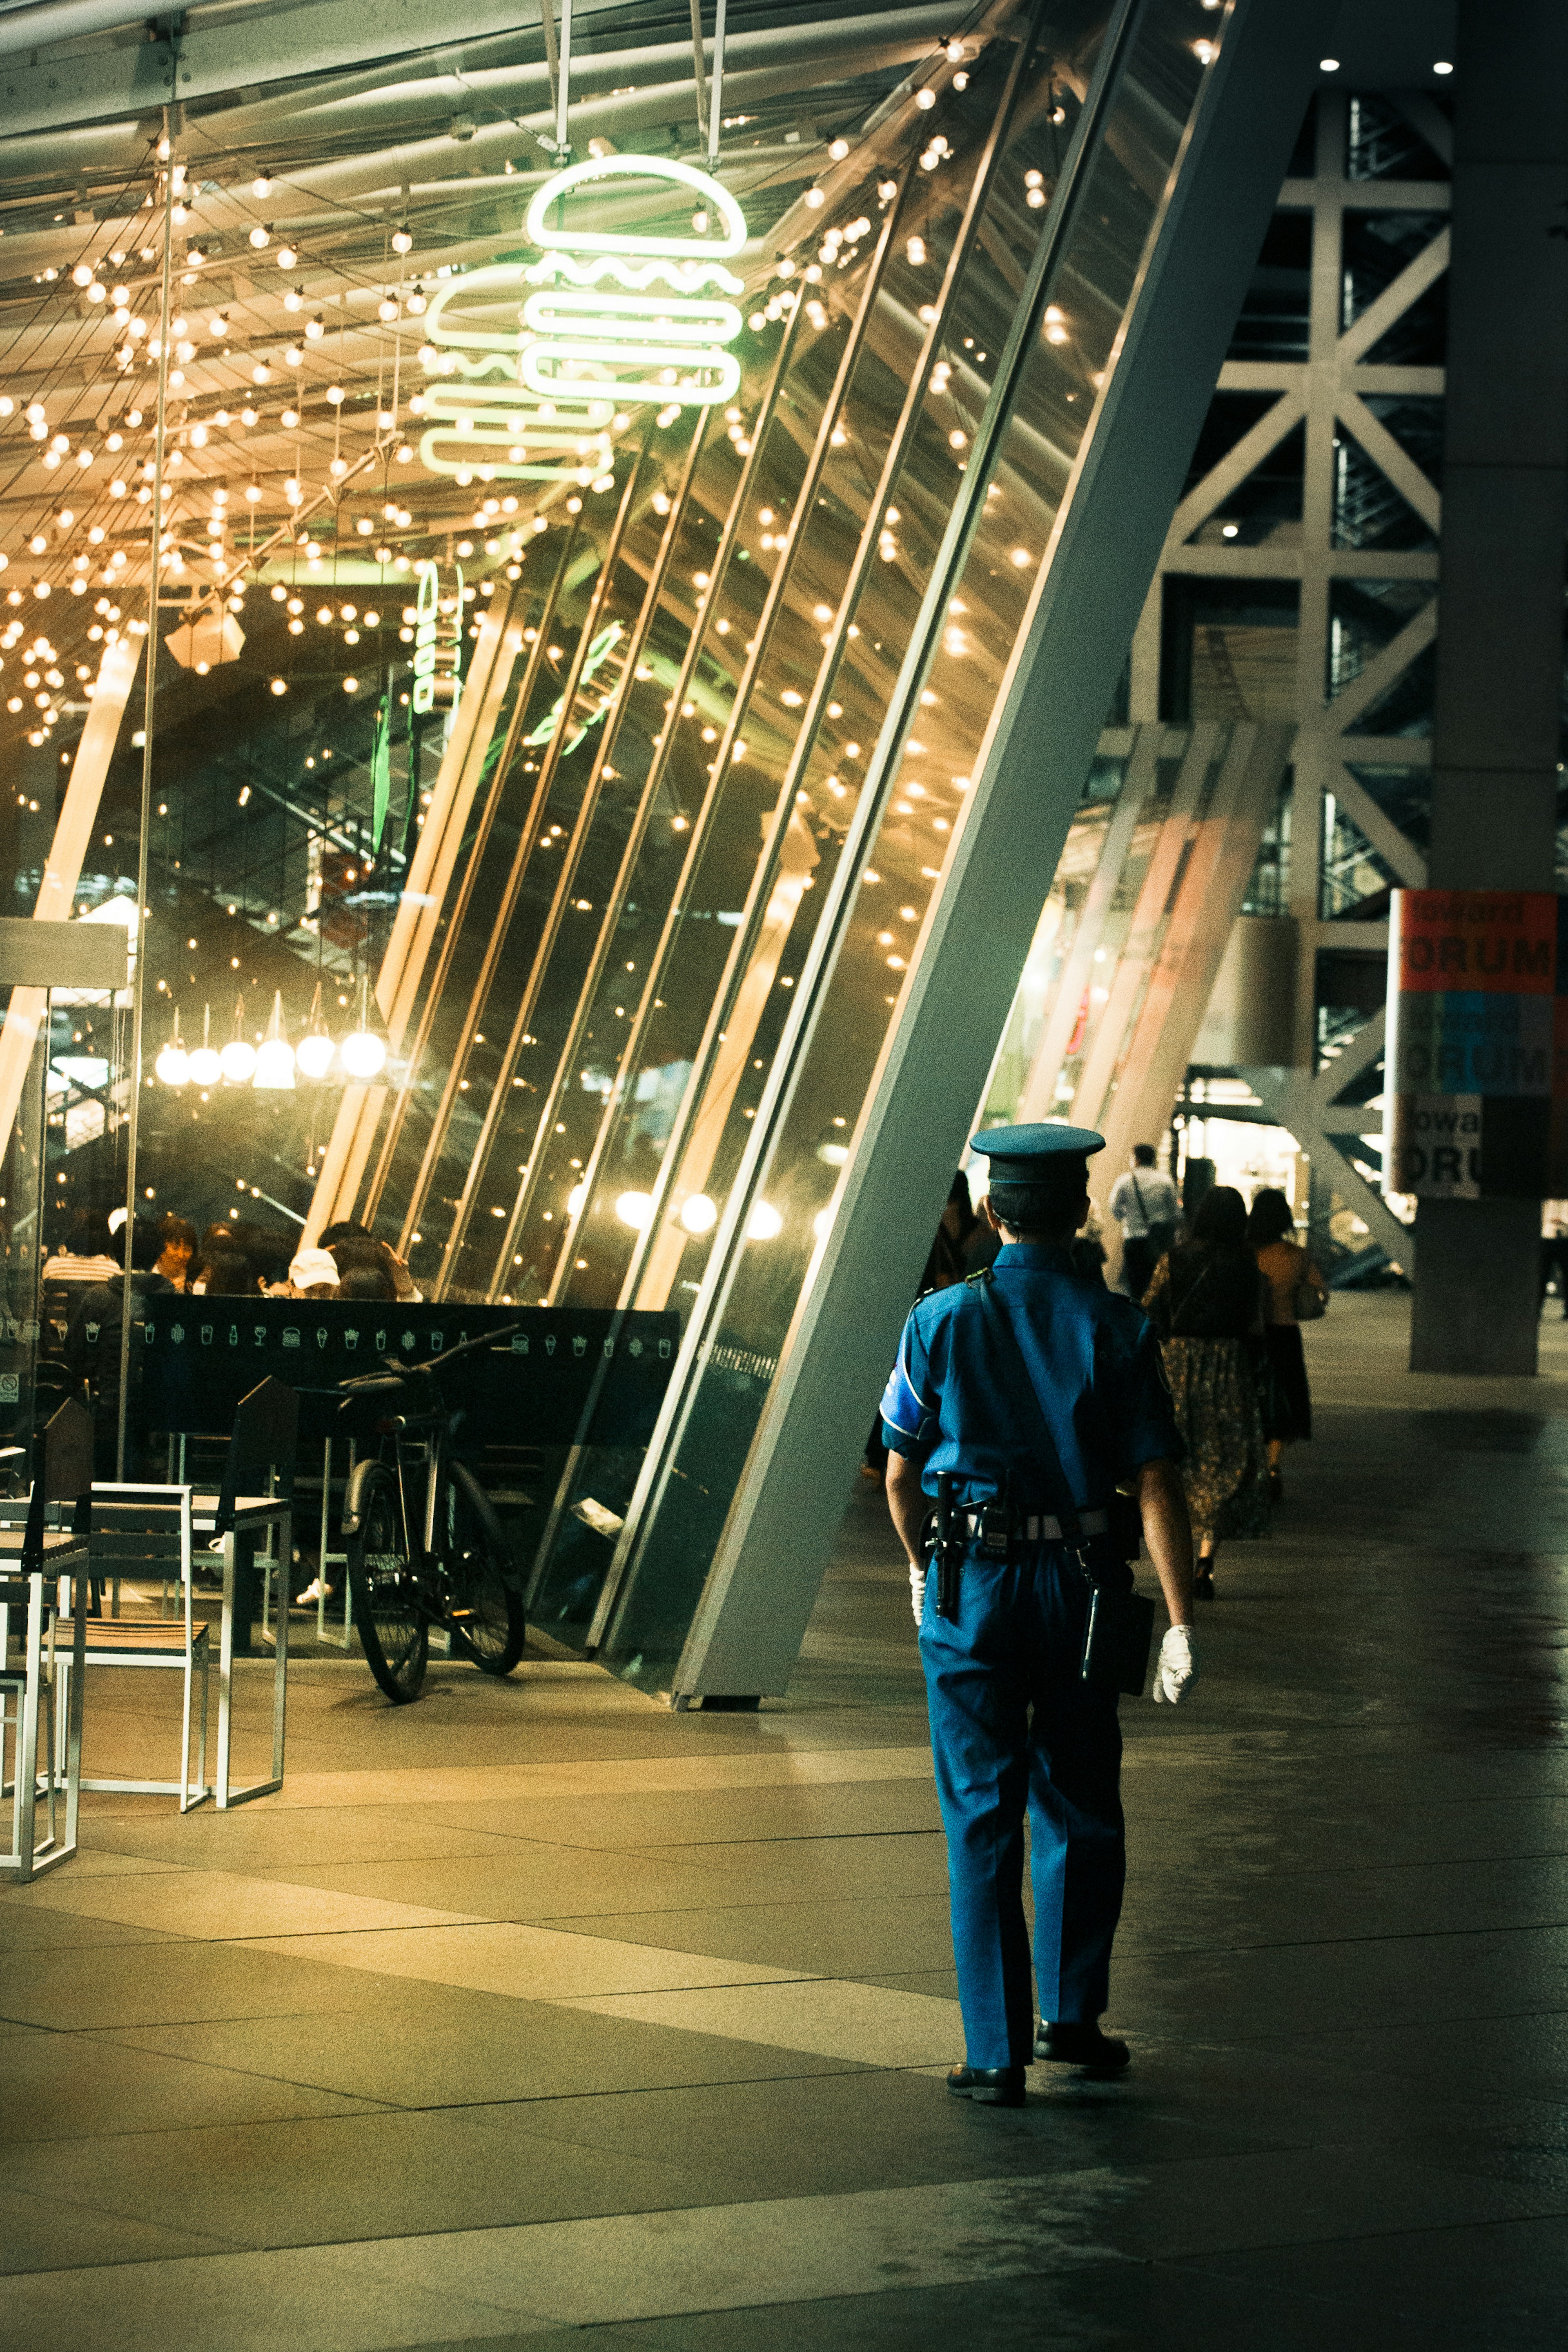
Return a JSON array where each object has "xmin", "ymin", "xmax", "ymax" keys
[{"xmin": 879, "ymin": 1242, "xmax": 1181, "ymax": 1511}]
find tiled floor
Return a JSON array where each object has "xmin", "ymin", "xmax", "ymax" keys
[{"xmin": 4, "ymin": 1290, "xmax": 1568, "ymax": 2349}]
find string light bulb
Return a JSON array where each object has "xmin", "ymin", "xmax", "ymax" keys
[
  {"xmin": 340, "ymin": 975, "xmax": 386, "ymax": 1077},
  {"xmin": 187, "ymin": 1006, "xmax": 222, "ymax": 1087},
  {"xmin": 220, "ymin": 1029, "xmax": 257, "ymax": 1083},
  {"xmin": 154, "ymin": 1018, "xmax": 189, "ymax": 1086},
  {"xmin": 253, "ymin": 991, "xmax": 296, "ymax": 1089}
]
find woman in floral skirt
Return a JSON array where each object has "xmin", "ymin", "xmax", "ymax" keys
[{"xmin": 1143, "ymin": 1184, "xmax": 1270, "ymax": 1598}]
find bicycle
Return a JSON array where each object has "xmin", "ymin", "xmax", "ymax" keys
[{"xmin": 338, "ymin": 1326, "xmax": 525, "ymax": 1704}]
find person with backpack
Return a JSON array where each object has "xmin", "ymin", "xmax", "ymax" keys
[{"xmin": 1108, "ymin": 1143, "xmax": 1178, "ymax": 1300}]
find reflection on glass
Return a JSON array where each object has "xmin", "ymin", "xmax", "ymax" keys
[
  {"xmin": 352, "ymin": 0, "xmax": 1227, "ymax": 1667},
  {"xmin": 595, "ymin": 0, "xmax": 1219, "ymax": 1686}
]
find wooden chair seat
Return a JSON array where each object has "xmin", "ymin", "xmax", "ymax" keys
[{"xmin": 83, "ymin": 1618, "xmax": 209, "ymax": 1656}]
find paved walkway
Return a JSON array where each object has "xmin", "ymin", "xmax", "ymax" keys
[{"xmin": 2, "ymin": 1291, "xmax": 1567, "ymax": 2349}]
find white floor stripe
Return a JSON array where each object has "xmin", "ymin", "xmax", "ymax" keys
[
  {"xmin": 241, "ymin": 1745, "xmax": 935, "ymax": 1812},
  {"xmin": 560, "ymin": 1976, "xmax": 965, "ymax": 2067},
  {"xmin": 237, "ymin": 1919, "xmax": 806, "ymax": 2000}
]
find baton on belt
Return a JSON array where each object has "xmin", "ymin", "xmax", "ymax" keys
[{"xmin": 932, "ymin": 1471, "xmax": 964, "ymax": 1620}]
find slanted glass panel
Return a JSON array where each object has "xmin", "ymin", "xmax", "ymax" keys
[
  {"xmin": 595, "ymin": 0, "xmax": 1217, "ymax": 1691},
  {"xmin": 541, "ymin": 30, "xmax": 1046, "ymax": 1321}
]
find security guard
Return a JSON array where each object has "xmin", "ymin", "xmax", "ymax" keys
[{"xmin": 880, "ymin": 1124, "xmax": 1198, "ymax": 2106}]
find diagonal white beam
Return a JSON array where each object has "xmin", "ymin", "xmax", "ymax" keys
[
  {"xmin": 1326, "ymin": 760, "xmax": 1428, "ymax": 887},
  {"xmin": 1336, "ymin": 386, "xmax": 1442, "ymax": 536},
  {"xmin": 1338, "ymin": 227, "xmax": 1450, "ymax": 365},
  {"xmin": 1325, "ymin": 596, "xmax": 1437, "ymax": 736},
  {"xmin": 1166, "ymin": 388, "xmax": 1304, "ymax": 545},
  {"xmin": 0, "ymin": 633, "xmax": 142, "ymax": 1155}
]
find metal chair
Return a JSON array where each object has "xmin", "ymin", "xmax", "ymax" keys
[
  {"xmin": 67, "ymin": 1484, "xmax": 210, "ymax": 1811},
  {"xmin": 1, "ymin": 1400, "xmax": 90, "ymax": 1879},
  {"xmin": 208, "ymin": 1376, "xmax": 297, "ymax": 1804}
]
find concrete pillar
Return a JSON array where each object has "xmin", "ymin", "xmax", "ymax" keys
[{"xmin": 1410, "ymin": 0, "xmax": 1568, "ymax": 1377}]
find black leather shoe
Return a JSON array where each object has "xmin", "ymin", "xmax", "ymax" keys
[
  {"xmin": 947, "ymin": 2063, "xmax": 1026, "ymax": 2107},
  {"xmin": 1034, "ymin": 2022, "xmax": 1130, "ymax": 2075}
]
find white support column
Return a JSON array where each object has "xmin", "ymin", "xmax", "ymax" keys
[{"xmin": 0, "ymin": 633, "xmax": 142, "ymax": 1156}]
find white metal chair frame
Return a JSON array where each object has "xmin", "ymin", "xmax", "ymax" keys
[
  {"xmin": 1, "ymin": 1561, "xmax": 87, "ymax": 1880},
  {"xmin": 59, "ymin": 1485, "xmax": 211, "ymax": 1812}
]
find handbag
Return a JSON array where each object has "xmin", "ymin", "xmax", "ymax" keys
[
  {"xmin": 971, "ymin": 1276, "xmax": 1156, "ymax": 1697},
  {"xmin": 1294, "ymin": 1276, "xmax": 1327, "ymax": 1321}
]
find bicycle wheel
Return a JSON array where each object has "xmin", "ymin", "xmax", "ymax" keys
[
  {"xmin": 347, "ymin": 1467, "xmax": 429, "ymax": 1703},
  {"xmin": 443, "ymin": 1461, "xmax": 525, "ymax": 1676}
]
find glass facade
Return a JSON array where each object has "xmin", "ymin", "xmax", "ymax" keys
[{"xmin": 0, "ymin": 0, "xmax": 1333, "ymax": 1689}]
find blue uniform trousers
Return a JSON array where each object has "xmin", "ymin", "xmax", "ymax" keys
[{"xmin": 919, "ymin": 1542, "xmax": 1125, "ymax": 2069}]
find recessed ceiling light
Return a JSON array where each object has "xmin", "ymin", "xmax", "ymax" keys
[
  {"xmin": 1319, "ymin": 58, "xmax": 1340, "ymax": 73},
  {"xmin": 1433, "ymin": 60, "xmax": 1453, "ymax": 75}
]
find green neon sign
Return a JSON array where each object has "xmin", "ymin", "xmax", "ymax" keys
[{"xmin": 524, "ymin": 622, "xmax": 625, "ymax": 751}]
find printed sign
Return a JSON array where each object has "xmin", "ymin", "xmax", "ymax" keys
[{"xmin": 1385, "ymin": 892, "xmax": 1568, "ymax": 1198}]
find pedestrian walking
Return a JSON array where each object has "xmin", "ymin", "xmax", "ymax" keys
[
  {"xmin": 1247, "ymin": 1187, "xmax": 1327, "ymax": 1501},
  {"xmin": 1108, "ymin": 1143, "xmax": 1179, "ymax": 1300},
  {"xmin": 1143, "ymin": 1184, "xmax": 1270, "ymax": 1597},
  {"xmin": 881, "ymin": 1123, "xmax": 1197, "ymax": 2108},
  {"xmin": 1540, "ymin": 1203, "xmax": 1568, "ymax": 1319}
]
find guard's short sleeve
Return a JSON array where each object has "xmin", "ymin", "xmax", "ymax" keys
[
  {"xmin": 1105, "ymin": 1311, "xmax": 1185, "ymax": 1479},
  {"xmin": 879, "ymin": 1311, "xmax": 938, "ymax": 1459}
]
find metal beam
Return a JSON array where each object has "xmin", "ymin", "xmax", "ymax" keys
[{"xmin": 0, "ymin": 0, "xmax": 956, "ymax": 143}]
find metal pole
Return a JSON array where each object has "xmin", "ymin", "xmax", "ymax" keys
[
  {"xmin": 709, "ymin": 0, "xmax": 726, "ymax": 166},
  {"xmin": 115, "ymin": 107, "xmax": 177, "ymax": 1479},
  {"xmin": 689, "ymin": 0, "xmax": 708, "ymax": 151},
  {"xmin": 557, "ymin": 0, "xmax": 572, "ymax": 156}
]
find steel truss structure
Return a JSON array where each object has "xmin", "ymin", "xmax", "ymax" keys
[{"xmin": 991, "ymin": 83, "xmax": 1446, "ymax": 1263}]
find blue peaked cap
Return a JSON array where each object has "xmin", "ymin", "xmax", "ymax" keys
[{"xmin": 968, "ymin": 1122, "xmax": 1106, "ymax": 1183}]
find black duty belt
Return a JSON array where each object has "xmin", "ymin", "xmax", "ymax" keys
[{"xmin": 962, "ymin": 1508, "xmax": 1110, "ymax": 1543}]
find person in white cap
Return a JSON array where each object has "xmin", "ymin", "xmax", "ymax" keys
[{"xmin": 288, "ymin": 1247, "xmax": 341, "ymax": 1298}]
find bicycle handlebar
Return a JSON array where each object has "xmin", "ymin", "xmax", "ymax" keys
[{"xmin": 337, "ymin": 1323, "xmax": 522, "ymax": 1405}]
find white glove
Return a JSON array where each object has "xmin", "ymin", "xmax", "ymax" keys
[
  {"xmin": 909, "ymin": 1562, "xmax": 928, "ymax": 1626},
  {"xmin": 1152, "ymin": 1624, "xmax": 1197, "ymax": 1705}
]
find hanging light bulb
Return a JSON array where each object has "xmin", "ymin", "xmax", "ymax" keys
[
  {"xmin": 341, "ymin": 1029, "xmax": 387, "ymax": 1079},
  {"xmin": 253, "ymin": 990, "xmax": 296, "ymax": 1089},
  {"xmin": 220, "ymin": 996, "xmax": 257, "ymax": 1082},
  {"xmin": 340, "ymin": 974, "xmax": 387, "ymax": 1078},
  {"xmin": 188, "ymin": 1003, "xmax": 221, "ymax": 1087},
  {"xmin": 154, "ymin": 1013, "xmax": 189, "ymax": 1086},
  {"xmin": 296, "ymin": 979, "xmax": 335, "ymax": 1078}
]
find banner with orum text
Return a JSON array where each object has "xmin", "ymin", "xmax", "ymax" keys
[{"xmin": 1385, "ymin": 891, "xmax": 1568, "ymax": 1200}]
